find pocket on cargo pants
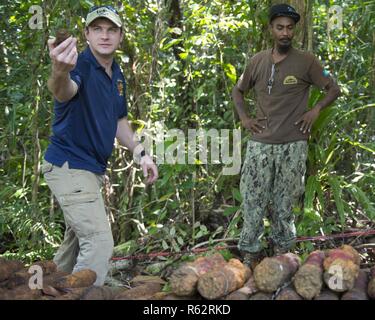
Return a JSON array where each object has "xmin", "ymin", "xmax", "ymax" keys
[
  {"xmin": 43, "ymin": 162, "xmax": 111, "ymax": 237},
  {"xmin": 41, "ymin": 160, "xmax": 54, "ymax": 175},
  {"xmin": 60, "ymin": 174, "xmax": 110, "ymax": 237}
]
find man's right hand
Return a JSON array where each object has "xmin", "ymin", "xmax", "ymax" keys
[
  {"xmin": 47, "ymin": 36, "xmax": 79, "ymax": 102},
  {"xmin": 48, "ymin": 36, "xmax": 78, "ymax": 74},
  {"xmin": 241, "ymin": 117, "xmax": 267, "ymax": 134}
]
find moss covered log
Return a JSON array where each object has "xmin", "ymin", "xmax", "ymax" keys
[
  {"xmin": 323, "ymin": 245, "xmax": 361, "ymax": 292},
  {"xmin": 254, "ymin": 253, "xmax": 301, "ymax": 293},
  {"xmin": 225, "ymin": 273, "xmax": 258, "ymax": 300},
  {"xmin": 0, "ymin": 258, "xmax": 24, "ymax": 282},
  {"xmin": 293, "ymin": 250, "xmax": 325, "ymax": 299},
  {"xmin": 275, "ymin": 286, "xmax": 303, "ymax": 300},
  {"xmin": 170, "ymin": 253, "xmax": 226, "ymax": 296},
  {"xmin": 341, "ymin": 269, "xmax": 369, "ymax": 300},
  {"xmin": 197, "ymin": 258, "xmax": 251, "ymax": 299},
  {"xmin": 314, "ymin": 289, "xmax": 340, "ymax": 300},
  {"xmin": 249, "ymin": 292, "xmax": 273, "ymax": 300},
  {"xmin": 52, "ymin": 269, "xmax": 97, "ymax": 289},
  {"xmin": 367, "ymin": 266, "xmax": 375, "ymax": 299}
]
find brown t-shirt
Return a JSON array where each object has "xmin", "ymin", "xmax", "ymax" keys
[{"xmin": 236, "ymin": 47, "xmax": 336, "ymax": 143}]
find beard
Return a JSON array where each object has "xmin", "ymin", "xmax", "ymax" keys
[{"xmin": 276, "ymin": 38, "xmax": 292, "ymax": 54}]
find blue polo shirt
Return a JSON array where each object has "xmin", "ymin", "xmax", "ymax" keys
[{"xmin": 44, "ymin": 46, "xmax": 128, "ymax": 174}]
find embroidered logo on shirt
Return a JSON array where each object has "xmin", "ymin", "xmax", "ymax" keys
[
  {"xmin": 283, "ymin": 75, "xmax": 298, "ymax": 85},
  {"xmin": 323, "ymin": 69, "xmax": 330, "ymax": 77},
  {"xmin": 117, "ymin": 79, "xmax": 124, "ymax": 96}
]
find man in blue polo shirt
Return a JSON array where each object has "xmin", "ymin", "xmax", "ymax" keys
[{"xmin": 43, "ymin": 5, "xmax": 158, "ymax": 285}]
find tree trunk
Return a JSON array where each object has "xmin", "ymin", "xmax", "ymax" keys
[{"xmin": 31, "ymin": 85, "xmax": 41, "ymax": 213}]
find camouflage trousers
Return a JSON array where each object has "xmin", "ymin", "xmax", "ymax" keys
[{"xmin": 238, "ymin": 140, "xmax": 308, "ymax": 254}]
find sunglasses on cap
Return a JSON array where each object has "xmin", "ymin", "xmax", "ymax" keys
[{"xmin": 88, "ymin": 5, "xmax": 119, "ymax": 15}]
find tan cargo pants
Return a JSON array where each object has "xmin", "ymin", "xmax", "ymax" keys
[{"xmin": 41, "ymin": 160, "xmax": 113, "ymax": 286}]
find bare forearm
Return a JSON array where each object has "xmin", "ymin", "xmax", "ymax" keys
[
  {"xmin": 314, "ymin": 82, "xmax": 341, "ymax": 111},
  {"xmin": 47, "ymin": 36, "xmax": 78, "ymax": 103},
  {"xmin": 116, "ymin": 119, "xmax": 140, "ymax": 154},
  {"xmin": 48, "ymin": 70, "xmax": 77, "ymax": 103},
  {"xmin": 232, "ymin": 86, "xmax": 251, "ymax": 121},
  {"xmin": 116, "ymin": 118, "xmax": 158, "ymax": 183}
]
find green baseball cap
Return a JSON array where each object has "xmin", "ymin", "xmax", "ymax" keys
[{"xmin": 86, "ymin": 5, "xmax": 122, "ymax": 27}]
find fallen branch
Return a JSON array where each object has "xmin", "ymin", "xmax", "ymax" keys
[{"xmin": 191, "ymin": 238, "xmax": 238, "ymax": 250}]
